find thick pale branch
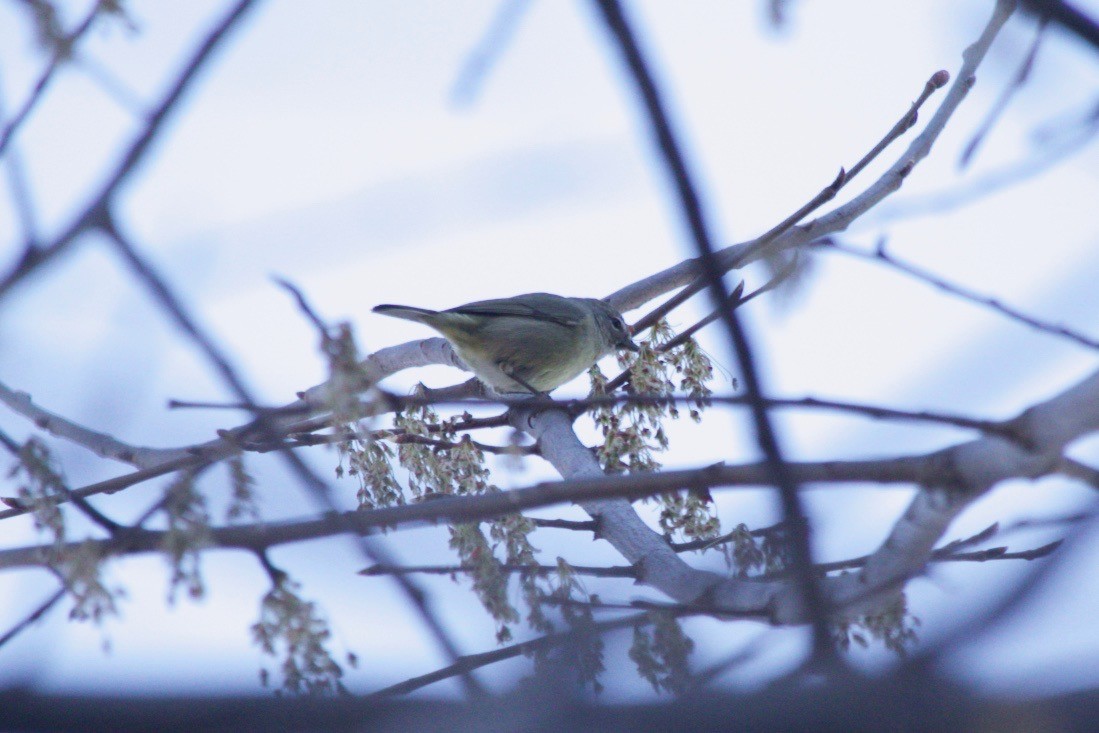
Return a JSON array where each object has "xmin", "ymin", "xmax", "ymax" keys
[{"xmin": 0, "ymin": 381, "xmax": 189, "ymax": 468}]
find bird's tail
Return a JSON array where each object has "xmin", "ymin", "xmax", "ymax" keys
[{"xmin": 372, "ymin": 304, "xmax": 439, "ymax": 324}]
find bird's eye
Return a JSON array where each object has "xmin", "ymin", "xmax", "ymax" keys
[{"xmin": 612, "ymin": 317, "xmax": 624, "ymax": 331}]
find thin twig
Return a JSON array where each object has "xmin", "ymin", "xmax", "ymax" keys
[
  {"xmin": 0, "ymin": 86, "xmax": 41, "ymax": 247},
  {"xmin": 0, "ymin": 428, "xmax": 121, "ymax": 534},
  {"xmin": 846, "ymin": 71, "xmax": 951, "ymax": 182},
  {"xmin": 822, "ymin": 237, "xmax": 1099, "ymax": 351},
  {"xmin": 361, "ymin": 530, "xmax": 1060, "ymax": 584},
  {"xmin": 0, "ymin": 587, "xmax": 66, "ymax": 651},
  {"xmin": 0, "ymin": 3, "xmax": 104, "ymax": 158},
  {"xmin": 869, "ymin": 112, "xmax": 1099, "ymax": 224},
  {"xmin": 367, "ymin": 611, "xmax": 647, "ymax": 698},
  {"xmin": 0, "ymin": 454, "xmax": 208, "ymax": 522},
  {"xmin": 624, "ymin": 67, "xmax": 950, "ymax": 333}
]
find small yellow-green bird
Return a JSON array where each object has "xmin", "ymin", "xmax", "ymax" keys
[{"xmin": 373, "ymin": 292, "xmax": 639, "ymax": 394}]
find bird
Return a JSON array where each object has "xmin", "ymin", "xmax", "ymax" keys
[{"xmin": 373, "ymin": 292, "xmax": 639, "ymax": 394}]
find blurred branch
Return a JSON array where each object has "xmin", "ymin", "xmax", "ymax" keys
[
  {"xmin": 368, "ymin": 611, "xmax": 647, "ymax": 698},
  {"xmin": 0, "ymin": 0, "xmax": 261, "ymax": 301},
  {"xmin": 820, "ymin": 237, "xmax": 1099, "ymax": 351},
  {"xmin": 71, "ymin": 52, "xmax": 149, "ymax": 118},
  {"xmin": 1057, "ymin": 456, "xmax": 1099, "ymax": 489},
  {"xmin": 0, "ymin": 587, "xmax": 66, "ymax": 651},
  {"xmin": 1020, "ymin": 0, "xmax": 1099, "ymax": 51},
  {"xmin": 0, "ymin": 2, "xmax": 103, "ymax": 158},
  {"xmin": 0, "ymin": 86, "xmax": 41, "ymax": 247},
  {"xmin": 868, "ymin": 104, "xmax": 1099, "ymax": 224},
  {"xmin": 392, "ymin": 433, "xmax": 538, "ymax": 456},
  {"xmin": 960, "ymin": 16, "xmax": 1048, "ymax": 169},
  {"xmin": 450, "ymin": 0, "xmax": 533, "ymax": 106},
  {"xmin": 0, "ymin": 428, "xmax": 122, "ymax": 535}
]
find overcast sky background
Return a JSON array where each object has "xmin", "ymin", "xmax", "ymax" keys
[{"xmin": 1, "ymin": 0, "xmax": 1098, "ymax": 699}]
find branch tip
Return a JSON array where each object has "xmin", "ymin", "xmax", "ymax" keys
[{"xmin": 829, "ymin": 167, "xmax": 847, "ymax": 190}]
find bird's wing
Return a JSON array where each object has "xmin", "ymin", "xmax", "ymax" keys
[{"xmin": 447, "ymin": 293, "xmax": 584, "ymax": 328}]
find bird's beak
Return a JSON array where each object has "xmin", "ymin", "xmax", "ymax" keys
[{"xmin": 620, "ymin": 336, "xmax": 641, "ymax": 352}]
